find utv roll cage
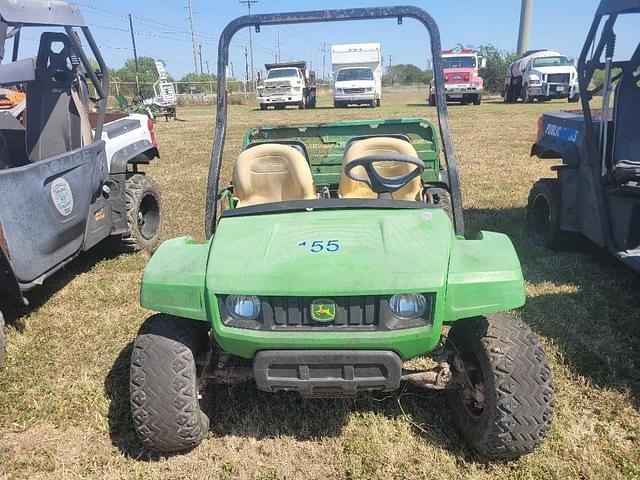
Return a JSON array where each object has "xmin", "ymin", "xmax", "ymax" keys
[
  {"xmin": 204, "ymin": 6, "xmax": 464, "ymax": 237},
  {"xmin": 577, "ymin": 0, "xmax": 640, "ymax": 246},
  {"xmin": 0, "ymin": 0, "xmax": 109, "ymax": 139}
]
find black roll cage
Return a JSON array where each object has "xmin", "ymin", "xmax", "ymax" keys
[
  {"xmin": 205, "ymin": 6, "xmax": 464, "ymax": 238},
  {"xmin": 576, "ymin": 0, "xmax": 640, "ymax": 247},
  {"xmin": 1, "ymin": 22, "xmax": 109, "ymax": 140}
]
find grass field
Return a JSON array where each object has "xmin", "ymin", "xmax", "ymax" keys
[{"xmin": 1, "ymin": 91, "xmax": 639, "ymax": 480}]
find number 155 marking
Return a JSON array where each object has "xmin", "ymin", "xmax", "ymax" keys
[{"xmin": 298, "ymin": 240, "xmax": 340, "ymax": 253}]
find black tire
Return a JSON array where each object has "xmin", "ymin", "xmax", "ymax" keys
[
  {"xmin": 505, "ymin": 84, "xmax": 516, "ymax": 103},
  {"xmin": 568, "ymin": 94, "xmax": 580, "ymax": 103},
  {"xmin": 376, "ymin": 98, "xmax": 381, "ymax": 107},
  {"xmin": 526, "ymin": 179, "xmax": 571, "ymax": 250},
  {"xmin": 446, "ymin": 314, "xmax": 554, "ymax": 460},
  {"xmin": 298, "ymin": 96, "xmax": 306, "ymax": 109},
  {"xmin": 0, "ymin": 311, "xmax": 6, "ymax": 367},
  {"xmin": 118, "ymin": 174, "xmax": 162, "ymax": 252},
  {"xmin": 523, "ymin": 86, "xmax": 534, "ymax": 104},
  {"xmin": 130, "ymin": 314, "xmax": 210, "ymax": 453},
  {"xmin": 473, "ymin": 94, "xmax": 482, "ymax": 106},
  {"xmin": 259, "ymin": 104, "xmax": 267, "ymax": 110},
  {"xmin": 429, "ymin": 94, "xmax": 436, "ymax": 107}
]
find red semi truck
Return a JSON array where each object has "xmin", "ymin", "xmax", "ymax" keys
[{"xmin": 429, "ymin": 49, "xmax": 485, "ymax": 106}]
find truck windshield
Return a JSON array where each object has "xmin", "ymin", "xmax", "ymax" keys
[
  {"xmin": 336, "ymin": 68, "xmax": 374, "ymax": 81},
  {"xmin": 442, "ymin": 56, "xmax": 476, "ymax": 68},
  {"xmin": 267, "ymin": 68, "xmax": 299, "ymax": 79},
  {"xmin": 532, "ymin": 56, "xmax": 571, "ymax": 67}
]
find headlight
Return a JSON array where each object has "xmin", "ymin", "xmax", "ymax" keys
[
  {"xmin": 335, "ymin": 88, "xmax": 343, "ymax": 94},
  {"xmin": 365, "ymin": 87, "xmax": 373, "ymax": 92},
  {"xmin": 225, "ymin": 295, "xmax": 261, "ymax": 320},
  {"xmin": 389, "ymin": 294, "xmax": 428, "ymax": 320}
]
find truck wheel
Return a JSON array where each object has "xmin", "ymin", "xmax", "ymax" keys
[
  {"xmin": 526, "ymin": 179, "xmax": 571, "ymax": 250},
  {"xmin": 259, "ymin": 104, "xmax": 267, "ymax": 111},
  {"xmin": 523, "ymin": 86, "xmax": 534, "ymax": 103},
  {"xmin": 130, "ymin": 314, "xmax": 210, "ymax": 453},
  {"xmin": 0, "ymin": 311, "xmax": 6, "ymax": 366},
  {"xmin": 298, "ymin": 96, "xmax": 306, "ymax": 109},
  {"xmin": 429, "ymin": 94, "xmax": 436, "ymax": 107},
  {"xmin": 119, "ymin": 174, "xmax": 162, "ymax": 252},
  {"xmin": 568, "ymin": 94, "xmax": 580, "ymax": 103},
  {"xmin": 446, "ymin": 314, "xmax": 554, "ymax": 460},
  {"xmin": 376, "ymin": 98, "xmax": 380, "ymax": 107},
  {"xmin": 473, "ymin": 95, "xmax": 482, "ymax": 106}
]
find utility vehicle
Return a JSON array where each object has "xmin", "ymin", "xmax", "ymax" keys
[
  {"xmin": 0, "ymin": 0, "xmax": 163, "ymax": 363},
  {"xmin": 130, "ymin": 6, "xmax": 554, "ymax": 459},
  {"xmin": 527, "ymin": 0, "xmax": 640, "ymax": 272}
]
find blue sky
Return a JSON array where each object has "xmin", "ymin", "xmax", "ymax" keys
[{"xmin": 36, "ymin": 1, "xmax": 636, "ymax": 79}]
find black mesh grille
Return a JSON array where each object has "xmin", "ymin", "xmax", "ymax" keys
[{"xmin": 547, "ymin": 73, "xmax": 570, "ymax": 84}]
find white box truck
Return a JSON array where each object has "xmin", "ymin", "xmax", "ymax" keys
[{"xmin": 331, "ymin": 43, "xmax": 382, "ymax": 108}]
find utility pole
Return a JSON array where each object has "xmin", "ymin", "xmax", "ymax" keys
[
  {"xmin": 322, "ymin": 42, "xmax": 327, "ymax": 81},
  {"xmin": 277, "ymin": 30, "xmax": 281, "ymax": 63},
  {"xmin": 244, "ymin": 46, "xmax": 249, "ymax": 84},
  {"xmin": 206, "ymin": 60, "xmax": 211, "ymax": 75},
  {"xmin": 128, "ymin": 14, "xmax": 140, "ymax": 95},
  {"xmin": 187, "ymin": 0, "xmax": 198, "ymax": 73},
  {"xmin": 198, "ymin": 44, "xmax": 204, "ymax": 75},
  {"xmin": 239, "ymin": 0, "xmax": 258, "ymax": 88},
  {"xmin": 229, "ymin": 61, "xmax": 234, "ymax": 78},
  {"xmin": 388, "ymin": 54, "xmax": 394, "ymax": 85},
  {"xmin": 517, "ymin": 0, "xmax": 533, "ymax": 55}
]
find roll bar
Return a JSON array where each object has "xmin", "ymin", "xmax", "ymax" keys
[{"xmin": 204, "ymin": 6, "xmax": 464, "ymax": 237}]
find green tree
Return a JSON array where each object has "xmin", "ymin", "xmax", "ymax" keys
[
  {"xmin": 474, "ymin": 44, "xmax": 519, "ymax": 93},
  {"xmin": 384, "ymin": 64, "xmax": 431, "ymax": 85},
  {"xmin": 179, "ymin": 72, "xmax": 217, "ymax": 94},
  {"xmin": 111, "ymin": 57, "xmax": 171, "ymax": 97}
]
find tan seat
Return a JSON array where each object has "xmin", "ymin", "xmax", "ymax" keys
[
  {"xmin": 233, "ymin": 143, "xmax": 316, "ymax": 207},
  {"xmin": 338, "ymin": 137, "xmax": 422, "ymax": 201}
]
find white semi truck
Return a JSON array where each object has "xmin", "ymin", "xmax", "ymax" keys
[
  {"xmin": 504, "ymin": 50, "xmax": 579, "ymax": 103},
  {"xmin": 331, "ymin": 43, "xmax": 382, "ymax": 108}
]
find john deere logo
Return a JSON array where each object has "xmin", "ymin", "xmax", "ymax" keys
[{"xmin": 311, "ymin": 299, "xmax": 336, "ymax": 322}]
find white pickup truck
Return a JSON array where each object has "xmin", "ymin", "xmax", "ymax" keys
[{"xmin": 504, "ymin": 50, "xmax": 580, "ymax": 103}]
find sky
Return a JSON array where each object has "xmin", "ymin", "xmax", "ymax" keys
[{"xmin": 16, "ymin": 0, "xmax": 638, "ymax": 80}]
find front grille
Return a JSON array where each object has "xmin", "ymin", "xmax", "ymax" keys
[
  {"xmin": 547, "ymin": 73, "xmax": 570, "ymax": 84},
  {"xmin": 343, "ymin": 88, "xmax": 366, "ymax": 94},
  {"xmin": 264, "ymin": 85, "xmax": 290, "ymax": 95},
  {"xmin": 218, "ymin": 294, "xmax": 435, "ymax": 332}
]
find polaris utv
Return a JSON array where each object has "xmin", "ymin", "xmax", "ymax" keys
[
  {"xmin": 0, "ymin": 0, "xmax": 163, "ymax": 364},
  {"xmin": 527, "ymin": 0, "xmax": 640, "ymax": 272},
  {"xmin": 129, "ymin": 6, "xmax": 554, "ymax": 459}
]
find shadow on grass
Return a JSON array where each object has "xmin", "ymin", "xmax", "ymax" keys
[
  {"xmin": 1, "ymin": 242, "xmax": 123, "ymax": 331},
  {"xmin": 104, "ymin": 342, "xmax": 468, "ymax": 460},
  {"xmin": 466, "ymin": 206, "xmax": 640, "ymax": 406}
]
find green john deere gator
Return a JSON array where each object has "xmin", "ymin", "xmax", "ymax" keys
[{"xmin": 129, "ymin": 6, "xmax": 554, "ymax": 459}]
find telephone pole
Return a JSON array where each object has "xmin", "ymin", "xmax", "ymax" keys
[
  {"xmin": 244, "ymin": 46, "xmax": 249, "ymax": 84},
  {"xmin": 517, "ymin": 0, "xmax": 534, "ymax": 55},
  {"xmin": 187, "ymin": 0, "xmax": 198, "ymax": 73},
  {"xmin": 206, "ymin": 60, "xmax": 211, "ymax": 75},
  {"xmin": 239, "ymin": 0, "xmax": 258, "ymax": 87},
  {"xmin": 128, "ymin": 14, "xmax": 140, "ymax": 95},
  {"xmin": 276, "ymin": 30, "xmax": 281, "ymax": 63},
  {"xmin": 388, "ymin": 54, "xmax": 394, "ymax": 85},
  {"xmin": 198, "ymin": 44, "xmax": 204, "ymax": 75},
  {"xmin": 322, "ymin": 42, "xmax": 327, "ymax": 81}
]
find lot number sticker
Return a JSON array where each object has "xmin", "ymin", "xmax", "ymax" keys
[{"xmin": 298, "ymin": 240, "xmax": 340, "ymax": 253}]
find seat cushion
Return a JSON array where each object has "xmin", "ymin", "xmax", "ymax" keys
[
  {"xmin": 338, "ymin": 137, "xmax": 422, "ymax": 201},
  {"xmin": 233, "ymin": 143, "xmax": 316, "ymax": 207}
]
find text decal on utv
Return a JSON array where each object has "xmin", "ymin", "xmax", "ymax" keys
[{"xmin": 130, "ymin": 6, "xmax": 554, "ymax": 459}]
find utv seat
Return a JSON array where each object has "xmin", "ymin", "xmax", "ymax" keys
[
  {"xmin": 338, "ymin": 137, "xmax": 422, "ymax": 200},
  {"xmin": 233, "ymin": 143, "xmax": 316, "ymax": 207},
  {"xmin": 611, "ymin": 56, "xmax": 640, "ymax": 185}
]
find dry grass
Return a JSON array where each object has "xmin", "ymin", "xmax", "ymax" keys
[{"xmin": 1, "ymin": 91, "xmax": 640, "ymax": 480}]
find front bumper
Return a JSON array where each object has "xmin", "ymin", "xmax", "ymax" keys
[
  {"xmin": 527, "ymin": 83, "xmax": 578, "ymax": 98},
  {"xmin": 253, "ymin": 350, "xmax": 402, "ymax": 396},
  {"xmin": 432, "ymin": 84, "xmax": 483, "ymax": 98},
  {"xmin": 334, "ymin": 93, "xmax": 376, "ymax": 103},
  {"xmin": 257, "ymin": 92, "xmax": 303, "ymax": 105}
]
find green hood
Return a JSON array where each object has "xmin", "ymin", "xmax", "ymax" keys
[{"xmin": 206, "ymin": 208, "xmax": 453, "ymax": 296}]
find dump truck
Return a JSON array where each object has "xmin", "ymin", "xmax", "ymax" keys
[
  {"xmin": 256, "ymin": 61, "xmax": 317, "ymax": 110},
  {"xmin": 504, "ymin": 50, "xmax": 579, "ymax": 103}
]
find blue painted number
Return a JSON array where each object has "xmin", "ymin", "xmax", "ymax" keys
[{"xmin": 298, "ymin": 240, "xmax": 340, "ymax": 253}]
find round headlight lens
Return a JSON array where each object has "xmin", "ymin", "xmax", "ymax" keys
[
  {"xmin": 225, "ymin": 295, "xmax": 261, "ymax": 320},
  {"xmin": 389, "ymin": 294, "xmax": 427, "ymax": 320}
]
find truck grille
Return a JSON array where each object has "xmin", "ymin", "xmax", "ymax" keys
[
  {"xmin": 547, "ymin": 73, "xmax": 570, "ymax": 84},
  {"xmin": 343, "ymin": 88, "xmax": 366, "ymax": 94},
  {"xmin": 218, "ymin": 295, "xmax": 435, "ymax": 332},
  {"xmin": 264, "ymin": 86, "xmax": 290, "ymax": 95}
]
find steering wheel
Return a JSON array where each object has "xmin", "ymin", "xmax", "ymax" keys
[{"xmin": 345, "ymin": 154, "xmax": 425, "ymax": 199}]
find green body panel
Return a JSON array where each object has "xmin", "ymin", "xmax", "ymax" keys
[
  {"xmin": 444, "ymin": 232, "xmax": 526, "ymax": 321},
  {"xmin": 243, "ymin": 118, "xmax": 442, "ymax": 186},
  {"xmin": 139, "ymin": 207, "xmax": 525, "ymax": 361},
  {"xmin": 140, "ymin": 237, "xmax": 210, "ymax": 321}
]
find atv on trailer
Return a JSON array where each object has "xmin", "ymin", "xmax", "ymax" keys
[
  {"xmin": 130, "ymin": 6, "xmax": 554, "ymax": 459},
  {"xmin": 0, "ymin": 0, "xmax": 163, "ymax": 363},
  {"xmin": 527, "ymin": 0, "xmax": 640, "ymax": 272}
]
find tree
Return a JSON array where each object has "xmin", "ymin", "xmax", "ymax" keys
[
  {"xmin": 179, "ymin": 72, "xmax": 217, "ymax": 94},
  {"xmin": 111, "ymin": 57, "xmax": 171, "ymax": 98},
  {"xmin": 473, "ymin": 44, "xmax": 519, "ymax": 93},
  {"xmin": 384, "ymin": 64, "xmax": 432, "ymax": 85}
]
